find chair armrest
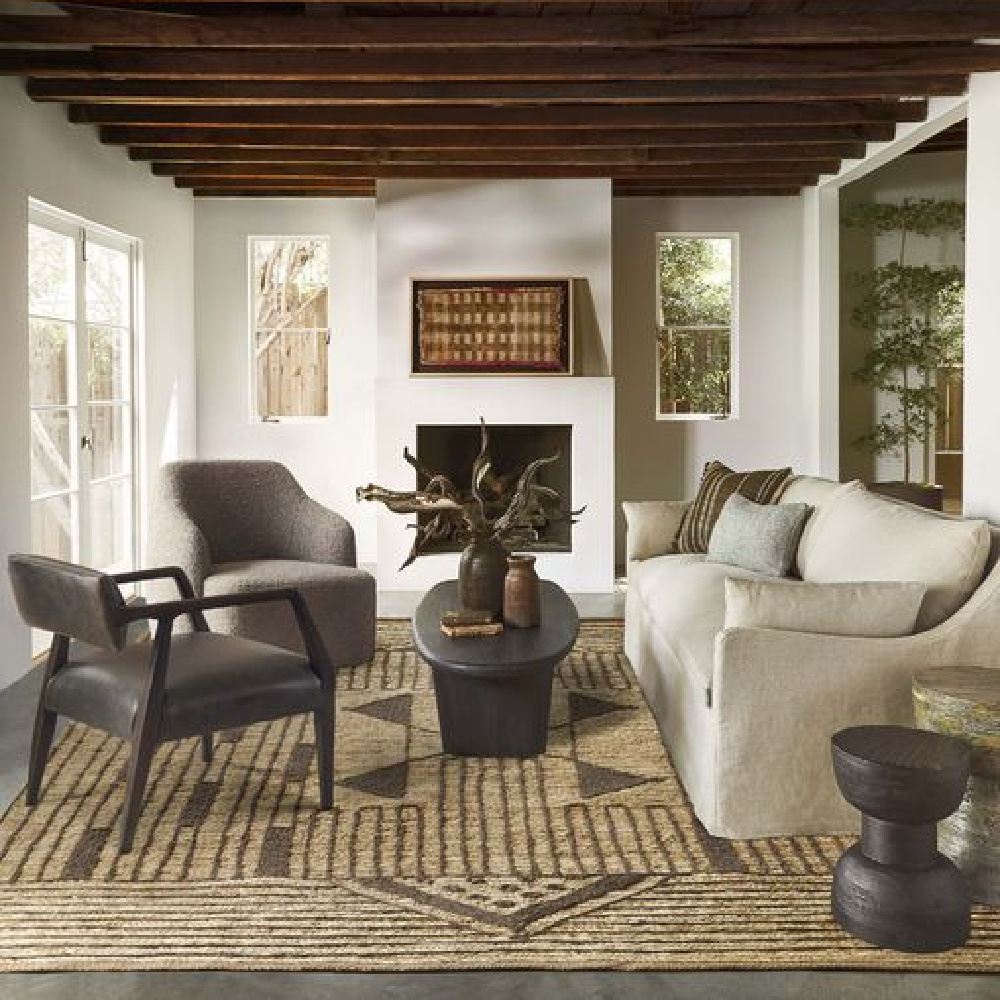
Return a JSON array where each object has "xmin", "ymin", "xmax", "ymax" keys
[
  {"xmin": 122, "ymin": 588, "xmax": 334, "ymax": 683},
  {"xmin": 112, "ymin": 566, "xmax": 208, "ymax": 631},
  {"xmin": 285, "ymin": 497, "xmax": 357, "ymax": 567},
  {"xmin": 622, "ymin": 500, "xmax": 690, "ymax": 562},
  {"xmin": 113, "ymin": 565, "xmax": 197, "ymax": 595}
]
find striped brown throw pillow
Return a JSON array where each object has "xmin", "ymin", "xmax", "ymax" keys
[{"xmin": 677, "ymin": 461, "xmax": 792, "ymax": 554}]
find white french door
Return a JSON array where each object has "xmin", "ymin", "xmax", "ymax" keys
[{"xmin": 27, "ymin": 205, "xmax": 139, "ymax": 597}]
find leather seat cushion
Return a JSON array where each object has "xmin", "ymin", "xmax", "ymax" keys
[{"xmin": 47, "ymin": 632, "xmax": 322, "ymax": 740}]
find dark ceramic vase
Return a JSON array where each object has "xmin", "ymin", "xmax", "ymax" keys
[
  {"xmin": 503, "ymin": 554, "xmax": 541, "ymax": 628},
  {"xmin": 458, "ymin": 535, "xmax": 508, "ymax": 616}
]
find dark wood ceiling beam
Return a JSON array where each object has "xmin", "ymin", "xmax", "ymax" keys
[
  {"xmin": 67, "ymin": 100, "xmax": 927, "ymax": 129},
  {"xmin": 192, "ymin": 189, "xmax": 377, "ymax": 198},
  {"xmin": 5, "ymin": 10, "xmax": 1000, "ymax": 47},
  {"xmin": 151, "ymin": 160, "xmax": 834, "ymax": 179},
  {"xmin": 24, "ymin": 76, "xmax": 968, "ymax": 106},
  {"xmin": 612, "ymin": 186, "xmax": 802, "ymax": 197},
  {"xmin": 97, "ymin": 123, "xmax": 896, "ymax": 147},
  {"xmin": 177, "ymin": 175, "xmax": 816, "ymax": 190},
  {"xmin": 129, "ymin": 142, "xmax": 865, "ymax": 164},
  {"xmin": 5, "ymin": 44, "xmax": 1000, "ymax": 81}
]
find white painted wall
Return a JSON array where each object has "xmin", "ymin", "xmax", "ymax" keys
[
  {"xmin": 964, "ymin": 73, "xmax": 1000, "ymax": 522},
  {"xmin": 613, "ymin": 195, "xmax": 808, "ymax": 560},
  {"xmin": 0, "ymin": 78, "xmax": 196, "ymax": 688},
  {"xmin": 374, "ymin": 179, "xmax": 615, "ymax": 592},
  {"xmin": 193, "ymin": 198, "xmax": 378, "ymax": 562}
]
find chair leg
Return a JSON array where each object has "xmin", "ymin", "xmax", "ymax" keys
[
  {"xmin": 120, "ymin": 731, "xmax": 158, "ymax": 854},
  {"xmin": 25, "ymin": 708, "xmax": 57, "ymax": 807},
  {"xmin": 201, "ymin": 733, "xmax": 213, "ymax": 764},
  {"xmin": 313, "ymin": 709, "xmax": 334, "ymax": 810}
]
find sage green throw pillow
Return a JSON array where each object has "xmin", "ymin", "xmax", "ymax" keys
[{"xmin": 706, "ymin": 493, "xmax": 810, "ymax": 577}]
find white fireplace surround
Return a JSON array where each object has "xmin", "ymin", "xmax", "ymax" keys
[{"xmin": 374, "ymin": 376, "xmax": 615, "ymax": 593}]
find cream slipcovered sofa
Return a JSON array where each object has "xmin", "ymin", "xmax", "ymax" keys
[{"xmin": 624, "ymin": 475, "xmax": 1000, "ymax": 839}]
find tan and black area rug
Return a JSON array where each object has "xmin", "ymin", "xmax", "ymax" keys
[{"xmin": 0, "ymin": 620, "xmax": 997, "ymax": 972}]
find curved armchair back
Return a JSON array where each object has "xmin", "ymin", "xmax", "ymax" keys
[{"xmin": 160, "ymin": 460, "xmax": 309, "ymax": 563}]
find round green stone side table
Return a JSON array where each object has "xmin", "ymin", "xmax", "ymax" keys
[{"xmin": 913, "ymin": 666, "xmax": 1000, "ymax": 905}]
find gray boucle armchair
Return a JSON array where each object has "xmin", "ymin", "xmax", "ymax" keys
[{"xmin": 150, "ymin": 460, "xmax": 376, "ymax": 668}]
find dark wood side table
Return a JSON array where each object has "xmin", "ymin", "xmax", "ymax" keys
[
  {"xmin": 831, "ymin": 725, "xmax": 971, "ymax": 953},
  {"xmin": 914, "ymin": 665, "xmax": 1000, "ymax": 905},
  {"xmin": 413, "ymin": 579, "xmax": 579, "ymax": 757}
]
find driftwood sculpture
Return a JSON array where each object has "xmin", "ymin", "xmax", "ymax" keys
[{"xmin": 357, "ymin": 418, "xmax": 584, "ymax": 570}]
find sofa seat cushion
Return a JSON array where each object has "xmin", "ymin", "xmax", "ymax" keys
[
  {"xmin": 49, "ymin": 633, "xmax": 321, "ymax": 741},
  {"xmin": 630, "ymin": 553, "xmax": 765, "ymax": 701},
  {"xmin": 799, "ymin": 488, "xmax": 991, "ymax": 631}
]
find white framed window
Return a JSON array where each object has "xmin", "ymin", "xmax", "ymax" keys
[
  {"xmin": 655, "ymin": 233, "xmax": 738, "ymax": 420},
  {"xmin": 28, "ymin": 201, "xmax": 141, "ymax": 651},
  {"xmin": 249, "ymin": 235, "xmax": 330, "ymax": 421}
]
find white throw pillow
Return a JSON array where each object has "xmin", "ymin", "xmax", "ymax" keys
[
  {"xmin": 797, "ymin": 488, "xmax": 991, "ymax": 631},
  {"xmin": 784, "ymin": 478, "xmax": 864, "ymax": 578},
  {"xmin": 622, "ymin": 500, "xmax": 689, "ymax": 561},
  {"xmin": 724, "ymin": 577, "xmax": 927, "ymax": 638}
]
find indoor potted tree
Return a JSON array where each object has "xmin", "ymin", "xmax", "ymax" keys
[{"xmin": 845, "ymin": 197, "xmax": 965, "ymax": 509}]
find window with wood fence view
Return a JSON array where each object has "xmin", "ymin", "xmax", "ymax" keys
[
  {"xmin": 656, "ymin": 235, "xmax": 735, "ymax": 419},
  {"xmin": 251, "ymin": 236, "xmax": 330, "ymax": 419}
]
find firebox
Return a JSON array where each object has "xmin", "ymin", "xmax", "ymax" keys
[{"xmin": 414, "ymin": 423, "xmax": 573, "ymax": 554}]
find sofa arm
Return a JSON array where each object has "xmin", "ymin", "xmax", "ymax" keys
[
  {"xmin": 710, "ymin": 625, "xmax": 959, "ymax": 837},
  {"xmin": 285, "ymin": 498, "xmax": 357, "ymax": 567},
  {"xmin": 622, "ymin": 500, "xmax": 690, "ymax": 563}
]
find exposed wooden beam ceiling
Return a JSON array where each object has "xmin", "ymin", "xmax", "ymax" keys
[
  {"xmin": 2, "ymin": 1, "xmax": 988, "ymax": 197},
  {"xmin": 2, "ymin": 45, "xmax": 997, "ymax": 81},
  {"xmin": 5, "ymin": 9, "xmax": 1000, "ymax": 47}
]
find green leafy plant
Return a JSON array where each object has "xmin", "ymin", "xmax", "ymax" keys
[
  {"xmin": 845, "ymin": 198, "xmax": 965, "ymax": 484},
  {"xmin": 657, "ymin": 237, "xmax": 732, "ymax": 417}
]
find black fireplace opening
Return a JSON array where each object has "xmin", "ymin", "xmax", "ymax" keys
[{"xmin": 414, "ymin": 423, "xmax": 573, "ymax": 555}]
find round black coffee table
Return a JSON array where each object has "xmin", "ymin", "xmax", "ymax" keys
[
  {"xmin": 831, "ymin": 725, "xmax": 971, "ymax": 953},
  {"xmin": 413, "ymin": 579, "xmax": 579, "ymax": 757}
]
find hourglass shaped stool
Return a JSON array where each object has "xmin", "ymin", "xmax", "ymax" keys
[{"xmin": 831, "ymin": 725, "xmax": 972, "ymax": 953}]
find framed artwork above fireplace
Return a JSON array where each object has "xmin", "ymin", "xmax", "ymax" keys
[{"xmin": 411, "ymin": 278, "xmax": 573, "ymax": 376}]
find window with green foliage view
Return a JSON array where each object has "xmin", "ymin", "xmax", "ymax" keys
[{"xmin": 656, "ymin": 235, "xmax": 736, "ymax": 419}]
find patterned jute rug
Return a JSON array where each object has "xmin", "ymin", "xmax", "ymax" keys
[{"xmin": 0, "ymin": 620, "xmax": 997, "ymax": 972}]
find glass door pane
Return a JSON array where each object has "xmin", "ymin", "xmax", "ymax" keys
[
  {"xmin": 83, "ymin": 238, "xmax": 134, "ymax": 575},
  {"xmin": 28, "ymin": 222, "xmax": 79, "ymax": 557},
  {"xmin": 28, "ymin": 220, "xmax": 80, "ymax": 657}
]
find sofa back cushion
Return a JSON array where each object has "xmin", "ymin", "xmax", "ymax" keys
[
  {"xmin": 677, "ymin": 461, "xmax": 791, "ymax": 554},
  {"xmin": 798, "ymin": 487, "xmax": 991, "ymax": 631},
  {"xmin": 781, "ymin": 478, "xmax": 863, "ymax": 578},
  {"xmin": 724, "ymin": 577, "xmax": 927, "ymax": 638}
]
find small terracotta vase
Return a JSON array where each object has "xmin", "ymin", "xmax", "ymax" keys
[
  {"xmin": 503, "ymin": 554, "xmax": 541, "ymax": 628},
  {"xmin": 458, "ymin": 535, "xmax": 508, "ymax": 616}
]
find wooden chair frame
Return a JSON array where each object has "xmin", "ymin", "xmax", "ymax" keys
[{"xmin": 26, "ymin": 565, "xmax": 336, "ymax": 854}]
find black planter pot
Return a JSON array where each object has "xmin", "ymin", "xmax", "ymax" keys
[
  {"xmin": 458, "ymin": 536, "xmax": 508, "ymax": 616},
  {"xmin": 868, "ymin": 481, "xmax": 945, "ymax": 512}
]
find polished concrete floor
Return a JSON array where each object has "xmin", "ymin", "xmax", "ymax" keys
[{"xmin": 0, "ymin": 595, "xmax": 995, "ymax": 1000}]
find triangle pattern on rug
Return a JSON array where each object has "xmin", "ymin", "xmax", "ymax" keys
[
  {"xmin": 349, "ymin": 694, "xmax": 413, "ymax": 727},
  {"xmin": 340, "ymin": 761, "xmax": 409, "ymax": 799},
  {"xmin": 576, "ymin": 760, "xmax": 650, "ymax": 799},
  {"xmin": 569, "ymin": 693, "xmax": 629, "ymax": 725}
]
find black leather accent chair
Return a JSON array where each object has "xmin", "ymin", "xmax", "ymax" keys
[{"xmin": 8, "ymin": 554, "xmax": 335, "ymax": 853}]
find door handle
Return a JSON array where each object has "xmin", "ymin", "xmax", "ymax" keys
[{"xmin": 80, "ymin": 434, "xmax": 94, "ymax": 451}]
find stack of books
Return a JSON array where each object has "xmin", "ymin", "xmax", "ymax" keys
[{"xmin": 439, "ymin": 610, "xmax": 503, "ymax": 638}]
